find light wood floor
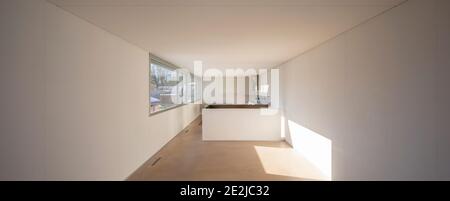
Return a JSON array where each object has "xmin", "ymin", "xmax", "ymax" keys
[{"xmin": 127, "ymin": 116, "xmax": 328, "ymax": 181}]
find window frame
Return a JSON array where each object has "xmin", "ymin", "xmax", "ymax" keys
[{"xmin": 149, "ymin": 53, "xmax": 197, "ymax": 116}]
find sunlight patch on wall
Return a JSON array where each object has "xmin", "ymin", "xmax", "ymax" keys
[{"xmin": 287, "ymin": 120, "xmax": 332, "ymax": 179}]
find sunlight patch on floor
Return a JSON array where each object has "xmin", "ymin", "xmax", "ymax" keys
[{"xmin": 254, "ymin": 146, "xmax": 331, "ymax": 180}]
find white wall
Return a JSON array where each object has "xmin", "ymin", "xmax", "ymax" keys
[
  {"xmin": 279, "ymin": 0, "xmax": 450, "ymax": 180},
  {"xmin": 0, "ymin": 0, "xmax": 200, "ymax": 180}
]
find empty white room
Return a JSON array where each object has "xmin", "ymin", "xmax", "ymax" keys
[{"xmin": 1, "ymin": 1, "xmax": 450, "ymax": 193}]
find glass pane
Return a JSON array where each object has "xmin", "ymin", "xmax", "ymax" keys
[
  {"xmin": 248, "ymin": 75, "xmax": 258, "ymax": 104},
  {"xmin": 150, "ymin": 62, "xmax": 179, "ymax": 113},
  {"xmin": 190, "ymin": 74, "xmax": 195, "ymax": 103}
]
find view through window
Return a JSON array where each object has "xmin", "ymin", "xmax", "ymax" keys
[{"xmin": 150, "ymin": 56, "xmax": 200, "ymax": 114}]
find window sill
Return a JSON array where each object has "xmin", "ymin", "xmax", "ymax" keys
[{"xmin": 149, "ymin": 104, "xmax": 187, "ymax": 117}]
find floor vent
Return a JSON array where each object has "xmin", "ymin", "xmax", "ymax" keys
[{"xmin": 151, "ymin": 157, "xmax": 162, "ymax": 166}]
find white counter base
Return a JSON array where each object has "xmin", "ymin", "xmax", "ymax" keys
[{"xmin": 202, "ymin": 108, "xmax": 281, "ymax": 141}]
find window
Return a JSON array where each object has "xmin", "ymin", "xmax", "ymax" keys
[
  {"xmin": 150, "ymin": 61, "xmax": 179, "ymax": 113},
  {"xmin": 149, "ymin": 55, "xmax": 200, "ymax": 114},
  {"xmin": 248, "ymin": 73, "xmax": 271, "ymax": 105},
  {"xmin": 189, "ymin": 74, "xmax": 202, "ymax": 103}
]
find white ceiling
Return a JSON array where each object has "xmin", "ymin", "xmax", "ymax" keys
[{"xmin": 49, "ymin": 0, "xmax": 404, "ymax": 71}]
